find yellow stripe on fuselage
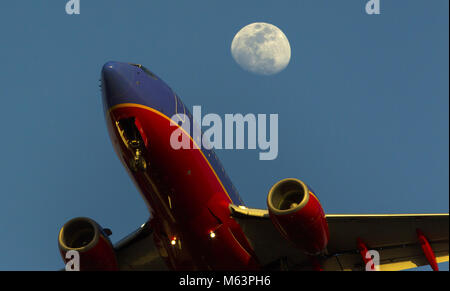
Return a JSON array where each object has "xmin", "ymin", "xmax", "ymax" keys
[{"xmin": 310, "ymin": 192, "xmax": 320, "ymax": 202}]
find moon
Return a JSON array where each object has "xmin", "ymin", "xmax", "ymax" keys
[{"xmin": 231, "ymin": 22, "xmax": 291, "ymax": 76}]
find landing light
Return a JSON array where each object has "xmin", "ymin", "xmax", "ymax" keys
[
  {"xmin": 170, "ymin": 237, "xmax": 177, "ymax": 246},
  {"xmin": 209, "ymin": 231, "xmax": 216, "ymax": 239}
]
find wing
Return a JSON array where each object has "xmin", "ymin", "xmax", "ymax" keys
[
  {"xmin": 230, "ymin": 205, "xmax": 449, "ymax": 271},
  {"xmin": 113, "ymin": 222, "xmax": 169, "ymax": 270},
  {"xmin": 323, "ymin": 214, "xmax": 449, "ymax": 271}
]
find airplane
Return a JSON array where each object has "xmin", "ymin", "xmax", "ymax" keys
[{"xmin": 57, "ymin": 61, "xmax": 449, "ymax": 271}]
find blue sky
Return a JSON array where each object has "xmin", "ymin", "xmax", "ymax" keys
[{"xmin": 0, "ymin": 0, "xmax": 447, "ymax": 270}]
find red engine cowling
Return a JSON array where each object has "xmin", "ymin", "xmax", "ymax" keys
[
  {"xmin": 58, "ymin": 217, "xmax": 118, "ymax": 271},
  {"xmin": 267, "ymin": 178, "xmax": 329, "ymax": 255}
]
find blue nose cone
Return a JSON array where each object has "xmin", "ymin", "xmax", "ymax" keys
[
  {"xmin": 101, "ymin": 61, "xmax": 137, "ymax": 110},
  {"xmin": 101, "ymin": 62, "xmax": 118, "ymax": 84},
  {"xmin": 101, "ymin": 61, "xmax": 175, "ymax": 116}
]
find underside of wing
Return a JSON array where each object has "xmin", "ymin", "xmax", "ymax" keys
[
  {"xmin": 324, "ymin": 214, "xmax": 449, "ymax": 271},
  {"xmin": 230, "ymin": 205, "xmax": 312, "ymax": 269},
  {"xmin": 113, "ymin": 222, "xmax": 169, "ymax": 271},
  {"xmin": 321, "ymin": 240, "xmax": 448, "ymax": 271},
  {"xmin": 230, "ymin": 205, "xmax": 449, "ymax": 271}
]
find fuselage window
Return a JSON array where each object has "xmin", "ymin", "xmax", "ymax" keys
[{"xmin": 141, "ymin": 66, "xmax": 158, "ymax": 80}]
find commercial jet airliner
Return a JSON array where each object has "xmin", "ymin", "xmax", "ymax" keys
[{"xmin": 58, "ymin": 62, "xmax": 449, "ymax": 271}]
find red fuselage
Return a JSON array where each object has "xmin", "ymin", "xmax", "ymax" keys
[{"xmin": 101, "ymin": 62, "xmax": 258, "ymax": 270}]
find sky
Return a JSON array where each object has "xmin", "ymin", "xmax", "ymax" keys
[{"xmin": 0, "ymin": 0, "xmax": 448, "ymax": 271}]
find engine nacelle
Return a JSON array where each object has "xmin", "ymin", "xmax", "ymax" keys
[
  {"xmin": 267, "ymin": 178, "xmax": 329, "ymax": 255},
  {"xmin": 58, "ymin": 217, "xmax": 118, "ymax": 271}
]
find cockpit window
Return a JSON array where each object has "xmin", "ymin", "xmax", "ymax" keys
[
  {"xmin": 141, "ymin": 66, "xmax": 158, "ymax": 80},
  {"xmin": 129, "ymin": 63, "xmax": 158, "ymax": 80}
]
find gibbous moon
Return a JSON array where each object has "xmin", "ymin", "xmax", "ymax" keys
[{"xmin": 231, "ymin": 23, "xmax": 291, "ymax": 76}]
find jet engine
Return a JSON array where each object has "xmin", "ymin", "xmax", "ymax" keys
[
  {"xmin": 267, "ymin": 178, "xmax": 329, "ymax": 255},
  {"xmin": 58, "ymin": 217, "xmax": 118, "ymax": 271}
]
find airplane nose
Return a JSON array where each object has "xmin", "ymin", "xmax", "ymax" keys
[
  {"xmin": 101, "ymin": 61, "xmax": 135, "ymax": 109},
  {"xmin": 101, "ymin": 61, "xmax": 169, "ymax": 113},
  {"xmin": 101, "ymin": 62, "xmax": 122, "ymax": 94},
  {"xmin": 101, "ymin": 62, "xmax": 116, "ymax": 81}
]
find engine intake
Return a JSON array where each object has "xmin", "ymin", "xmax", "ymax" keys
[
  {"xmin": 267, "ymin": 178, "xmax": 329, "ymax": 254},
  {"xmin": 58, "ymin": 217, "xmax": 118, "ymax": 271}
]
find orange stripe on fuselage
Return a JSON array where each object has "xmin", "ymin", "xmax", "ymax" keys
[{"xmin": 109, "ymin": 103, "xmax": 233, "ymax": 203}]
